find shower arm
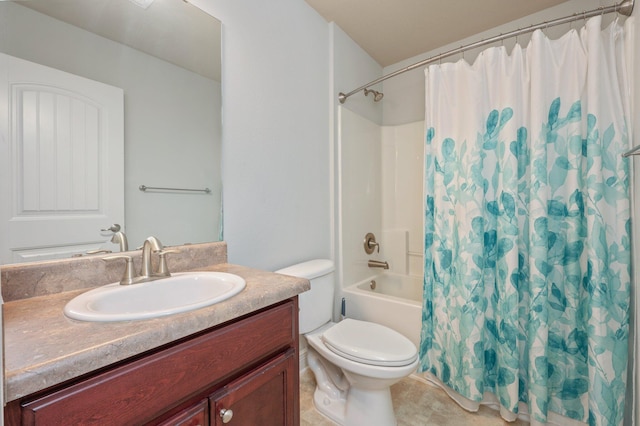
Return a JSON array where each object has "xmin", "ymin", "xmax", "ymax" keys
[{"xmin": 338, "ymin": 0, "xmax": 634, "ymax": 104}]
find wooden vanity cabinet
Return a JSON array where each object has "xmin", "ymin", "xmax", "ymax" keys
[
  {"xmin": 5, "ymin": 298, "xmax": 300, "ymax": 426},
  {"xmin": 157, "ymin": 399, "xmax": 209, "ymax": 426}
]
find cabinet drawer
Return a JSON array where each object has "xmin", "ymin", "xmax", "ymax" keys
[{"xmin": 20, "ymin": 300, "xmax": 296, "ymax": 425}]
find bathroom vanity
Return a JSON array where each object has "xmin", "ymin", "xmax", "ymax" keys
[{"xmin": 1, "ymin": 242, "xmax": 309, "ymax": 425}]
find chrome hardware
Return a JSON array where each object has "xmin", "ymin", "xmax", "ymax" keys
[
  {"xmin": 156, "ymin": 249, "xmax": 180, "ymax": 277},
  {"xmin": 72, "ymin": 249, "xmax": 113, "ymax": 257},
  {"xmin": 337, "ymin": 0, "xmax": 636, "ymax": 105},
  {"xmin": 101, "ymin": 224, "xmax": 121, "ymax": 233},
  {"xmin": 111, "ymin": 231, "xmax": 129, "ymax": 252},
  {"xmin": 139, "ymin": 237, "xmax": 180, "ymax": 280},
  {"xmin": 370, "ymin": 280, "xmax": 377, "ymax": 290},
  {"xmin": 104, "ymin": 236, "xmax": 177, "ymax": 285},
  {"xmin": 102, "ymin": 255, "xmax": 138, "ymax": 285},
  {"xmin": 220, "ymin": 408, "xmax": 234, "ymax": 423},
  {"xmin": 368, "ymin": 259, "xmax": 389, "ymax": 270},
  {"xmin": 364, "ymin": 88, "xmax": 384, "ymax": 102},
  {"xmin": 622, "ymin": 144, "xmax": 640, "ymax": 157},
  {"xmin": 86, "ymin": 249, "xmax": 113, "ymax": 255},
  {"xmin": 364, "ymin": 233, "xmax": 380, "ymax": 254},
  {"xmin": 139, "ymin": 184, "xmax": 211, "ymax": 194},
  {"xmin": 141, "ymin": 236, "xmax": 163, "ymax": 278}
]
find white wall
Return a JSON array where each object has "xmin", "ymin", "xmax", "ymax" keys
[
  {"xmin": 331, "ymin": 24, "xmax": 383, "ymax": 126},
  {"xmin": 191, "ymin": 0, "xmax": 331, "ymax": 270},
  {"xmin": 0, "ymin": 3, "xmax": 222, "ymax": 249}
]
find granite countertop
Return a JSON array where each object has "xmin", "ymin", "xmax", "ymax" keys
[{"xmin": 3, "ymin": 263, "xmax": 309, "ymax": 402}]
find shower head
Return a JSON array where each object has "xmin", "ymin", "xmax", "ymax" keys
[{"xmin": 364, "ymin": 88, "xmax": 384, "ymax": 102}]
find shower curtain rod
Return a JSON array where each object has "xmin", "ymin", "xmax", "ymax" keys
[{"xmin": 338, "ymin": 0, "xmax": 635, "ymax": 104}]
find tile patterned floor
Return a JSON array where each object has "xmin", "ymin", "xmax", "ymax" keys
[{"xmin": 300, "ymin": 369, "xmax": 529, "ymax": 425}]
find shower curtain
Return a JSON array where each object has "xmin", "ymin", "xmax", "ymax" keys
[{"xmin": 420, "ymin": 16, "xmax": 633, "ymax": 426}]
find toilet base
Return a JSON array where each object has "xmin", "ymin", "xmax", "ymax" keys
[
  {"xmin": 312, "ymin": 381, "xmax": 397, "ymax": 426},
  {"xmin": 312, "ymin": 385, "xmax": 346, "ymax": 425},
  {"xmin": 308, "ymin": 348, "xmax": 398, "ymax": 426}
]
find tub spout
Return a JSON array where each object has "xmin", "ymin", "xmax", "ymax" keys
[{"xmin": 368, "ymin": 260, "xmax": 389, "ymax": 269}]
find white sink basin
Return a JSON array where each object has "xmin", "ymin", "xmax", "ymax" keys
[{"xmin": 64, "ymin": 272, "xmax": 246, "ymax": 322}]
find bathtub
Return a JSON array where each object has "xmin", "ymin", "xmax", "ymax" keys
[{"xmin": 342, "ymin": 273, "xmax": 423, "ymax": 348}]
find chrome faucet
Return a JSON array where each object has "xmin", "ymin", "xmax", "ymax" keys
[
  {"xmin": 111, "ymin": 231, "xmax": 129, "ymax": 252},
  {"xmin": 104, "ymin": 236, "xmax": 178, "ymax": 285},
  {"xmin": 141, "ymin": 236, "xmax": 163, "ymax": 278},
  {"xmin": 367, "ymin": 259, "xmax": 389, "ymax": 269}
]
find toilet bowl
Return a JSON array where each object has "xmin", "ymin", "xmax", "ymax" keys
[
  {"xmin": 276, "ymin": 260, "xmax": 418, "ymax": 426},
  {"xmin": 305, "ymin": 320, "xmax": 418, "ymax": 425}
]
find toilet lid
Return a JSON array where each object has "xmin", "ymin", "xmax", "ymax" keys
[{"xmin": 322, "ymin": 319, "xmax": 417, "ymax": 367}]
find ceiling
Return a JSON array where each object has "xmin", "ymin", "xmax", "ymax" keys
[
  {"xmin": 17, "ymin": 0, "xmax": 221, "ymax": 81},
  {"xmin": 305, "ymin": 0, "xmax": 571, "ymax": 67}
]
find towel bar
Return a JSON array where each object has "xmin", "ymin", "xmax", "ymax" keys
[{"xmin": 139, "ymin": 185, "xmax": 211, "ymax": 193}]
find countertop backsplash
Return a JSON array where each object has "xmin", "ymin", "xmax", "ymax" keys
[{"xmin": 1, "ymin": 241, "xmax": 228, "ymax": 302}]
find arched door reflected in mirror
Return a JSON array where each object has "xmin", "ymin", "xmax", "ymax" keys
[{"xmin": 0, "ymin": 0, "xmax": 222, "ymax": 264}]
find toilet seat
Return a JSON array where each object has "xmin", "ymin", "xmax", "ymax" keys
[{"xmin": 322, "ymin": 318, "xmax": 417, "ymax": 367}]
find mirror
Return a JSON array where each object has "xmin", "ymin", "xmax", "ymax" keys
[{"xmin": 0, "ymin": 0, "xmax": 222, "ymax": 262}]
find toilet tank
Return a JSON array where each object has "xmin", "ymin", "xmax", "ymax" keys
[{"xmin": 276, "ymin": 259, "xmax": 334, "ymax": 334}]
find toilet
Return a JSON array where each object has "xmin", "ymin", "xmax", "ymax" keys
[{"xmin": 276, "ymin": 259, "xmax": 418, "ymax": 426}]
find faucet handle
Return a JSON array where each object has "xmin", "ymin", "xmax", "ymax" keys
[
  {"xmin": 364, "ymin": 233, "xmax": 380, "ymax": 254},
  {"xmin": 103, "ymin": 255, "xmax": 138, "ymax": 285},
  {"xmin": 156, "ymin": 249, "xmax": 180, "ymax": 277},
  {"xmin": 86, "ymin": 249, "xmax": 113, "ymax": 255}
]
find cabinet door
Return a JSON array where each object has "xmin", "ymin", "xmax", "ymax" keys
[
  {"xmin": 156, "ymin": 399, "xmax": 208, "ymax": 426},
  {"xmin": 211, "ymin": 349, "xmax": 298, "ymax": 426}
]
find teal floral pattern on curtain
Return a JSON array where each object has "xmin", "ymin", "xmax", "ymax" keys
[{"xmin": 420, "ymin": 17, "xmax": 632, "ymax": 426}]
